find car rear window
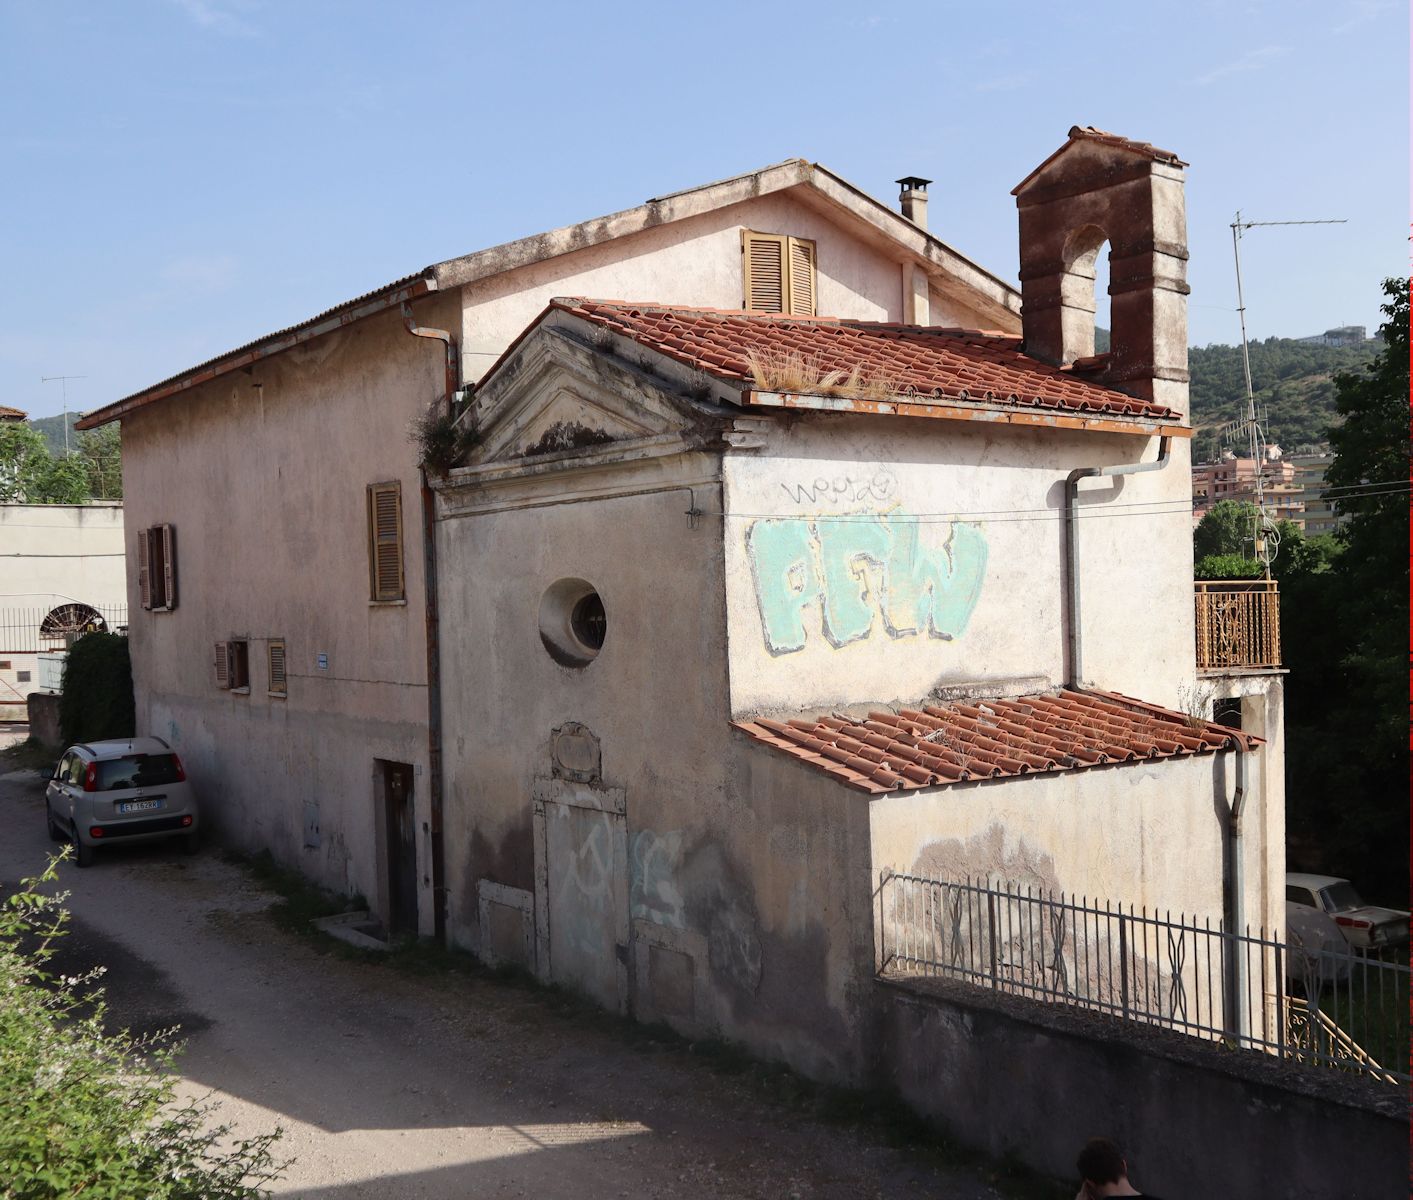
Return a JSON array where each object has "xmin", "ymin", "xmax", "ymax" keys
[
  {"xmin": 1320, "ymin": 882, "xmax": 1362, "ymax": 913},
  {"xmin": 93, "ymin": 754, "xmax": 181, "ymax": 791}
]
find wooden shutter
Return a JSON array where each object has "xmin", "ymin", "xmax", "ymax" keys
[
  {"xmin": 137, "ymin": 529, "xmax": 151, "ymax": 610},
  {"xmin": 787, "ymin": 237, "xmax": 817, "ymax": 316},
  {"xmin": 214, "ymin": 641, "xmax": 230, "ymax": 689},
  {"xmin": 161, "ymin": 524, "xmax": 177, "ymax": 610},
  {"xmin": 267, "ymin": 640, "xmax": 287, "ymax": 696},
  {"xmin": 367, "ymin": 483, "xmax": 405, "ymax": 601},
  {"xmin": 742, "ymin": 231, "xmax": 787, "ymax": 313}
]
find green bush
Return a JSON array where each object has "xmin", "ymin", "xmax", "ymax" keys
[
  {"xmin": 0, "ymin": 857, "xmax": 283, "ymax": 1197},
  {"xmin": 58, "ymin": 633, "xmax": 134, "ymax": 746},
  {"xmin": 1193, "ymin": 553, "xmax": 1264, "ymax": 580}
]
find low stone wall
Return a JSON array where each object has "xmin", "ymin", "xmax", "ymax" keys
[
  {"xmin": 26, "ymin": 692, "xmax": 63, "ymax": 750},
  {"xmin": 878, "ymin": 974, "xmax": 1406, "ymax": 1199}
]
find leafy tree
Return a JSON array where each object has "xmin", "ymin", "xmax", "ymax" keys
[
  {"xmin": 1193, "ymin": 553, "xmax": 1263, "ymax": 581},
  {"xmin": 58, "ymin": 632, "xmax": 135, "ymax": 745},
  {"xmin": 77, "ymin": 425, "xmax": 123, "ymax": 500},
  {"xmin": 1193, "ymin": 499, "xmax": 1259, "ymax": 560},
  {"xmin": 0, "ymin": 857, "xmax": 284, "ymax": 1196},
  {"xmin": 1282, "ymin": 278, "xmax": 1409, "ymax": 903},
  {"xmin": 0, "ymin": 423, "xmax": 89, "ymax": 503}
]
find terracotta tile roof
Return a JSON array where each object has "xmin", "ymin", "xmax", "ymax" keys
[
  {"xmin": 734, "ymin": 688, "xmax": 1257, "ymax": 795},
  {"xmin": 0, "ymin": 405, "xmax": 26, "ymax": 420},
  {"xmin": 553, "ymin": 300, "xmax": 1182, "ymax": 423},
  {"xmin": 1067, "ymin": 126, "xmax": 1187, "ymax": 167}
]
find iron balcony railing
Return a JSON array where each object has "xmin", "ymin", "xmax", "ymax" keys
[
  {"xmin": 1194, "ymin": 579, "xmax": 1281, "ymax": 670},
  {"xmin": 878, "ymin": 872, "xmax": 1409, "ymax": 1087}
]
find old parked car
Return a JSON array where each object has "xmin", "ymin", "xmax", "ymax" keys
[
  {"xmin": 1283, "ymin": 901, "xmax": 1351, "ymax": 987},
  {"xmin": 45, "ymin": 737, "xmax": 198, "ymax": 867},
  {"xmin": 1286, "ymin": 873, "xmax": 1409, "ymax": 952}
]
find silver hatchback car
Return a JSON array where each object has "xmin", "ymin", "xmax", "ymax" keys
[{"xmin": 45, "ymin": 737, "xmax": 198, "ymax": 867}]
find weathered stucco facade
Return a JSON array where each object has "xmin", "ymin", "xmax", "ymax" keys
[
  {"xmin": 82, "ymin": 134, "xmax": 1286, "ymax": 1086},
  {"xmin": 94, "ymin": 159, "xmax": 1017, "ymax": 943}
]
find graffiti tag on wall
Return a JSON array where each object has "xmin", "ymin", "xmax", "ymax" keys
[{"xmin": 746, "ymin": 512, "xmax": 987, "ymax": 655}]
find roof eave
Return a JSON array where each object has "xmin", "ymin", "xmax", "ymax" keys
[
  {"xmin": 742, "ymin": 390, "xmax": 1190, "ymax": 439},
  {"xmin": 76, "ymin": 276, "xmax": 438, "ymax": 429}
]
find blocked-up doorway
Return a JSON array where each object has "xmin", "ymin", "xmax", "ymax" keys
[
  {"xmin": 376, "ymin": 760, "xmax": 418, "ymax": 936},
  {"xmin": 532, "ymin": 777, "xmax": 629, "ymax": 1014}
]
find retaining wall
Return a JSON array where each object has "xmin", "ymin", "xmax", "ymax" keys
[{"xmin": 878, "ymin": 974, "xmax": 1406, "ymax": 1199}]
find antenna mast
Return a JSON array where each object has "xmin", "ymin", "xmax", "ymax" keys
[
  {"xmin": 1228, "ymin": 214, "xmax": 1346, "ymax": 575},
  {"xmin": 40, "ymin": 375, "xmax": 87, "ymax": 454}
]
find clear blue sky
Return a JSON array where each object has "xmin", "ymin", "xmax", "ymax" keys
[{"xmin": 2, "ymin": 0, "xmax": 1406, "ymax": 419}]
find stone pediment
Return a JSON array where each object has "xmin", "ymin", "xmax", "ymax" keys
[
  {"xmin": 480, "ymin": 384, "xmax": 659, "ymax": 465},
  {"xmin": 458, "ymin": 324, "xmax": 722, "ymax": 476}
]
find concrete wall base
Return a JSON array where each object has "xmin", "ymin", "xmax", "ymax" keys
[
  {"xmin": 26, "ymin": 692, "xmax": 63, "ymax": 750},
  {"xmin": 877, "ymin": 974, "xmax": 1405, "ymax": 1199}
]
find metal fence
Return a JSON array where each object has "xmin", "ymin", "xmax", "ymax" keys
[
  {"xmin": 0, "ymin": 604, "xmax": 127, "ymax": 654},
  {"xmin": 879, "ymin": 872, "xmax": 1409, "ymax": 1086}
]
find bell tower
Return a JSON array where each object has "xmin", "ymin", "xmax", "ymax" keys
[{"xmin": 1012, "ymin": 126, "xmax": 1190, "ymax": 418}]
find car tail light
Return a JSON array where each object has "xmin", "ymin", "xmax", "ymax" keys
[
  {"xmin": 173, "ymin": 754, "xmax": 186, "ymax": 782},
  {"xmin": 83, "ymin": 762, "xmax": 97, "ymax": 792},
  {"xmin": 180, "ymin": 815, "xmax": 192, "ymax": 827},
  {"xmin": 1334, "ymin": 915, "xmax": 1372, "ymax": 929},
  {"xmin": 89, "ymin": 827, "xmax": 104, "ymax": 838}
]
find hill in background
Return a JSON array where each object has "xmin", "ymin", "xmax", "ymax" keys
[
  {"xmin": 27, "ymin": 411, "xmax": 83, "ymax": 456},
  {"xmin": 1095, "ymin": 327, "xmax": 1379, "ymax": 457}
]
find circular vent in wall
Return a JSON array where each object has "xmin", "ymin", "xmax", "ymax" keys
[{"xmin": 539, "ymin": 578, "xmax": 606, "ymax": 668}]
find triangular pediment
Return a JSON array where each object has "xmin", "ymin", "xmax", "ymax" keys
[{"xmin": 460, "ymin": 323, "xmax": 713, "ymax": 474}]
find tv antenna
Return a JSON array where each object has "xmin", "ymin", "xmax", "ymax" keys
[
  {"xmin": 40, "ymin": 375, "xmax": 87, "ymax": 454},
  {"xmin": 1229, "ymin": 214, "xmax": 1346, "ymax": 574}
]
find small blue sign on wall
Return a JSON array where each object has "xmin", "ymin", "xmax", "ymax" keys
[{"xmin": 316, "ymin": 653, "xmax": 328, "ymax": 672}]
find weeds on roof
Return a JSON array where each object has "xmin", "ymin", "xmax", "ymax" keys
[{"xmin": 746, "ymin": 348, "xmax": 901, "ymax": 402}]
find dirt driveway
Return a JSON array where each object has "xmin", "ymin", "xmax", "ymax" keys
[{"xmin": 0, "ymin": 758, "xmax": 1036, "ymax": 1200}]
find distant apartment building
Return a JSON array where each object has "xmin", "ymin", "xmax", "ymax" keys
[
  {"xmin": 1191, "ymin": 451, "xmax": 1301, "ymax": 525},
  {"xmin": 1287, "ymin": 451, "xmax": 1343, "ymax": 535},
  {"xmin": 1296, "ymin": 325, "xmax": 1367, "ymax": 347},
  {"xmin": 1191, "ymin": 447, "xmax": 1347, "ymax": 536}
]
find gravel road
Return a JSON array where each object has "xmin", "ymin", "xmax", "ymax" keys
[{"xmin": 0, "ymin": 752, "xmax": 1031, "ymax": 1200}]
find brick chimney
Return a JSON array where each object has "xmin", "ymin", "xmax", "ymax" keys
[
  {"xmin": 896, "ymin": 176, "xmax": 931, "ymax": 231},
  {"xmin": 1012, "ymin": 127, "xmax": 1190, "ymax": 416}
]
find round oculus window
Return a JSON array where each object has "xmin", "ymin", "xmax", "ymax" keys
[{"xmin": 539, "ymin": 578, "xmax": 606, "ymax": 667}]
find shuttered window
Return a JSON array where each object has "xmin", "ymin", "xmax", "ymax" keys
[
  {"xmin": 267, "ymin": 640, "xmax": 287, "ymax": 697},
  {"xmin": 367, "ymin": 482, "xmax": 405, "ymax": 602},
  {"xmin": 213, "ymin": 640, "xmax": 249, "ymax": 691},
  {"xmin": 742, "ymin": 231, "xmax": 818, "ymax": 316},
  {"xmin": 138, "ymin": 525, "xmax": 178, "ymax": 611}
]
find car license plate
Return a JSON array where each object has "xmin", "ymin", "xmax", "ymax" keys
[{"xmin": 118, "ymin": 799, "xmax": 163, "ymax": 814}]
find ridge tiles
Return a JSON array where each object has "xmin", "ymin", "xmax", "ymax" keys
[
  {"xmin": 734, "ymin": 688, "xmax": 1257, "ymax": 795},
  {"xmin": 553, "ymin": 299, "xmax": 1182, "ymax": 423}
]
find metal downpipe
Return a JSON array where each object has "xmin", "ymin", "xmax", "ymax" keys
[
  {"xmin": 1063, "ymin": 436, "xmax": 1172, "ymax": 688},
  {"xmin": 1225, "ymin": 744, "xmax": 1250, "ymax": 1043},
  {"xmin": 402, "ymin": 303, "xmax": 458, "ymax": 945}
]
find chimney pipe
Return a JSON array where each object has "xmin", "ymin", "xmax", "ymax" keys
[{"xmin": 896, "ymin": 176, "xmax": 931, "ymax": 231}]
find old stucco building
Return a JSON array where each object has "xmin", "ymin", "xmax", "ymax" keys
[{"xmin": 79, "ymin": 129, "xmax": 1284, "ymax": 1082}]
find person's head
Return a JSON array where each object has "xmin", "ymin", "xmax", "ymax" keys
[{"xmin": 1076, "ymin": 1137, "xmax": 1128, "ymax": 1186}]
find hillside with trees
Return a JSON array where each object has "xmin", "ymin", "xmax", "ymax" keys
[{"xmin": 1094, "ymin": 327, "xmax": 1380, "ymax": 454}]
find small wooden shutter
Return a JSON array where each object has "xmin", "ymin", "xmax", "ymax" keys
[
  {"xmin": 267, "ymin": 640, "xmax": 287, "ymax": 695},
  {"xmin": 137, "ymin": 529, "xmax": 151, "ymax": 610},
  {"xmin": 214, "ymin": 641, "xmax": 230, "ymax": 689},
  {"xmin": 787, "ymin": 237, "xmax": 817, "ymax": 316},
  {"xmin": 161, "ymin": 524, "xmax": 177, "ymax": 610},
  {"xmin": 742, "ymin": 231, "xmax": 787, "ymax": 313},
  {"xmin": 367, "ymin": 482, "xmax": 405, "ymax": 601}
]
